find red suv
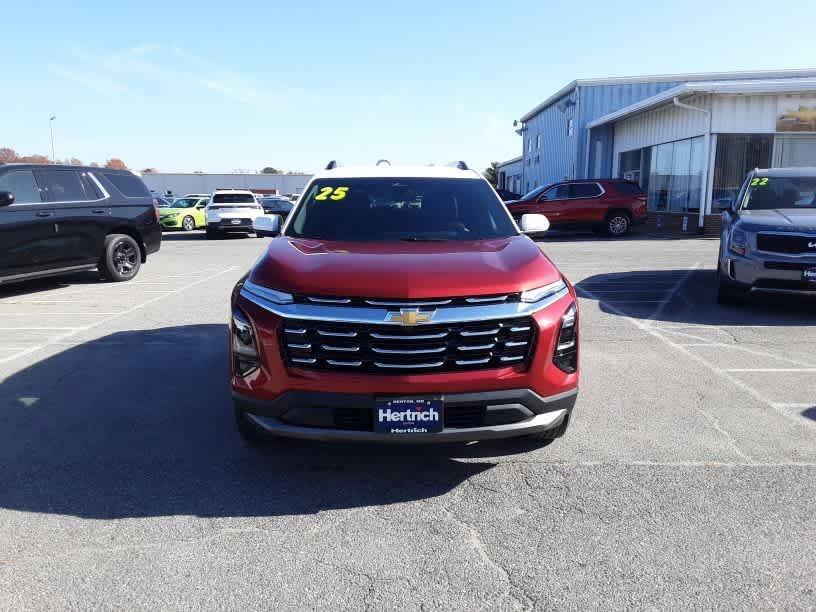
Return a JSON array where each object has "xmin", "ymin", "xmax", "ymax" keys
[
  {"xmin": 506, "ymin": 179, "xmax": 648, "ymax": 236},
  {"xmin": 230, "ymin": 163, "xmax": 579, "ymax": 445}
]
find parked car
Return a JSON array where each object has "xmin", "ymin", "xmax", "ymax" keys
[
  {"xmin": 495, "ymin": 188, "xmax": 521, "ymax": 201},
  {"xmin": 158, "ymin": 196, "xmax": 209, "ymax": 231},
  {"xmin": 717, "ymin": 167, "xmax": 816, "ymax": 303},
  {"xmin": 205, "ymin": 189, "xmax": 264, "ymax": 239},
  {"xmin": 506, "ymin": 179, "xmax": 648, "ymax": 236},
  {"xmin": 259, "ymin": 196, "xmax": 294, "ymax": 218},
  {"xmin": 230, "ymin": 161, "xmax": 579, "ymax": 445},
  {"xmin": 0, "ymin": 164, "xmax": 161, "ymax": 284}
]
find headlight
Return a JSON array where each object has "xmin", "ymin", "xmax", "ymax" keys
[
  {"xmin": 162, "ymin": 213, "xmax": 178, "ymax": 219},
  {"xmin": 242, "ymin": 279, "xmax": 294, "ymax": 305},
  {"xmin": 520, "ymin": 279, "xmax": 567, "ymax": 303},
  {"xmin": 232, "ymin": 308, "xmax": 259, "ymax": 377},
  {"xmin": 553, "ymin": 302, "xmax": 578, "ymax": 373},
  {"xmin": 729, "ymin": 229, "xmax": 748, "ymax": 256}
]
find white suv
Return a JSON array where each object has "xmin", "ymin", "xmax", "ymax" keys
[{"xmin": 205, "ymin": 189, "xmax": 265, "ymax": 239}]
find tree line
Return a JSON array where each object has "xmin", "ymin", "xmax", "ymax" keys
[{"xmin": 0, "ymin": 147, "xmax": 127, "ymax": 170}]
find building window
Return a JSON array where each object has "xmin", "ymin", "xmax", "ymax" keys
[
  {"xmin": 527, "ymin": 138, "xmax": 532, "ymax": 153},
  {"xmin": 713, "ymin": 134, "xmax": 772, "ymax": 208},
  {"xmin": 646, "ymin": 136, "xmax": 706, "ymax": 213},
  {"xmin": 567, "ymin": 119, "xmax": 574, "ymax": 137},
  {"xmin": 536, "ymin": 134, "xmax": 541, "ymax": 149}
]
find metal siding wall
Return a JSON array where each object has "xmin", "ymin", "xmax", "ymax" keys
[
  {"xmin": 711, "ymin": 95, "xmax": 778, "ymax": 133},
  {"xmin": 522, "ymin": 93, "xmax": 577, "ymax": 190},
  {"xmin": 576, "ymin": 81, "xmax": 686, "ymax": 178},
  {"xmin": 613, "ymin": 94, "xmax": 712, "ymax": 157},
  {"xmin": 496, "ymin": 158, "xmax": 523, "ymax": 177},
  {"xmin": 141, "ymin": 173, "xmax": 313, "ymax": 195}
]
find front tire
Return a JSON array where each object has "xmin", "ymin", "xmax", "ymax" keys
[
  {"xmin": 606, "ymin": 212, "xmax": 631, "ymax": 237},
  {"xmin": 523, "ymin": 414, "xmax": 570, "ymax": 446},
  {"xmin": 717, "ymin": 269, "xmax": 744, "ymax": 305},
  {"xmin": 181, "ymin": 216, "xmax": 195, "ymax": 231},
  {"xmin": 99, "ymin": 234, "xmax": 141, "ymax": 282}
]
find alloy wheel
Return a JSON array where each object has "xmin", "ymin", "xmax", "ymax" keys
[{"xmin": 113, "ymin": 242, "xmax": 138, "ymax": 276}]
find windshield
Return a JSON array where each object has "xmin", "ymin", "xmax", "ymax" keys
[
  {"xmin": 521, "ymin": 185, "xmax": 547, "ymax": 200},
  {"xmin": 212, "ymin": 193, "xmax": 256, "ymax": 204},
  {"xmin": 286, "ymin": 178, "xmax": 517, "ymax": 242},
  {"xmin": 169, "ymin": 198, "xmax": 200, "ymax": 209},
  {"xmin": 743, "ymin": 176, "xmax": 816, "ymax": 210}
]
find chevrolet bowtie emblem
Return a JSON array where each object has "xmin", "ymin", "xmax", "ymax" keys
[{"xmin": 385, "ymin": 308, "xmax": 435, "ymax": 325}]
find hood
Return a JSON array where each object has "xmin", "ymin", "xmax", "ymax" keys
[
  {"xmin": 738, "ymin": 209, "xmax": 816, "ymax": 232},
  {"xmin": 249, "ymin": 236, "xmax": 561, "ymax": 298}
]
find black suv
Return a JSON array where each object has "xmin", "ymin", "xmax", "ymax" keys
[{"xmin": 0, "ymin": 164, "xmax": 161, "ymax": 285}]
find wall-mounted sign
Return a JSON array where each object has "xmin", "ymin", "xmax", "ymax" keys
[{"xmin": 777, "ymin": 96, "xmax": 816, "ymax": 132}]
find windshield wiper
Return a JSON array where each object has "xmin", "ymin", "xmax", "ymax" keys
[{"xmin": 398, "ymin": 236, "xmax": 450, "ymax": 242}]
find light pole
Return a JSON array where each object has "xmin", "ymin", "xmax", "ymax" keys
[{"xmin": 49, "ymin": 116, "xmax": 56, "ymax": 163}]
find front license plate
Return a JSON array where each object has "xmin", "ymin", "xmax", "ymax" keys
[
  {"xmin": 230, "ymin": 219, "xmax": 242, "ymax": 225},
  {"xmin": 375, "ymin": 397, "xmax": 443, "ymax": 434},
  {"xmin": 804, "ymin": 268, "xmax": 816, "ymax": 283}
]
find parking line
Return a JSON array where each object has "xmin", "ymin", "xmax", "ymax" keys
[
  {"xmin": 0, "ymin": 312, "xmax": 124, "ymax": 316},
  {"xmin": 0, "ymin": 267, "xmax": 238, "ymax": 366},
  {"xmin": 726, "ymin": 368, "xmax": 816, "ymax": 373},
  {"xmin": 0, "ymin": 327, "xmax": 81, "ymax": 330},
  {"xmin": 577, "ymin": 270, "xmax": 816, "ymax": 431},
  {"xmin": 657, "ymin": 331, "xmax": 816, "ymax": 368},
  {"xmin": 773, "ymin": 403, "xmax": 814, "ymax": 409}
]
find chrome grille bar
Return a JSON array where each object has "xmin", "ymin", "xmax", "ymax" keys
[
  {"xmin": 322, "ymin": 345, "xmax": 360, "ymax": 352},
  {"xmin": 370, "ymin": 331, "xmax": 448, "ymax": 340},
  {"xmin": 307, "ymin": 297, "xmax": 352, "ymax": 304},
  {"xmin": 371, "ymin": 346, "xmax": 447, "ymax": 355},
  {"xmin": 374, "ymin": 361, "xmax": 445, "ymax": 369},
  {"xmin": 364, "ymin": 298, "xmax": 453, "ymax": 306},
  {"xmin": 460, "ymin": 328, "xmax": 499, "ymax": 337},
  {"xmin": 465, "ymin": 296, "xmax": 508, "ymax": 303},
  {"xmin": 326, "ymin": 359, "xmax": 362, "ymax": 367},
  {"xmin": 317, "ymin": 329, "xmax": 358, "ymax": 338},
  {"xmin": 457, "ymin": 343, "xmax": 496, "ymax": 351}
]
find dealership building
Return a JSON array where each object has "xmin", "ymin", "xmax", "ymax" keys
[
  {"xmin": 141, "ymin": 172, "xmax": 312, "ymax": 198},
  {"xmin": 499, "ymin": 69, "xmax": 816, "ymax": 232}
]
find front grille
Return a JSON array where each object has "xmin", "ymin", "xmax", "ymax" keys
[
  {"xmin": 293, "ymin": 294, "xmax": 521, "ymax": 307},
  {"xmin": 757, "ymin": 233, "xmax": 816, "ymax": 255},
  {"xmin": 281, "ymin": 317, "xmax": 535, "ymax": 373},
  {"xmin": 755, "ymin": 279, "xmax": 815, "ymax": 291},
  {"xmin": 764, "ymin": 261, "xmax": 813, "ymax": 271}
]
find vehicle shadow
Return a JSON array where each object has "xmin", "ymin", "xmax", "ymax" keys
[
  {"xmin": 0, "ymin": 270, "xmax": 104, "ymax": 298},
  {"xmin": 0, "ymin": 325, "xmax": 540, "ymax": 520},
  {"xmin": 576, "ymin": 269, "xmax": 816, "ymax": 326},
  {"xmin": 802, "ymin": 407, "xmax": 816, "ymax": 422}
]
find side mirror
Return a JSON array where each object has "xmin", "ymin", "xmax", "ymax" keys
[
  {"xmin": 253, "ymin": 214, "xmax": 281, "ymax": 237},
  {"xmin": 0, "ymin": 191, "xmax": 14, "ymax": 207},
  {"xmin": 520, "ymin": 213, "xmax": 550, "ymax": 234}
]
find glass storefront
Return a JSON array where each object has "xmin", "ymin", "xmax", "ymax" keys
[
  {"xmin": 712, "ymin": 134, "xmax": 772, "ymax": 210},
  {"xmin": 645, "ymin": 136, "xmax": 705, "ymax": 212}
]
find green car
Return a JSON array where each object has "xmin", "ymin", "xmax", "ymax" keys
[{"xmin": 158, "ymin": 197, "xmax": 208, "ymax": 231}]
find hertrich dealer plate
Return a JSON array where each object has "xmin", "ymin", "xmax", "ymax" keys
[{"xmin": 375, "ymin": 397, "xmax": 443, "ymax": 434}]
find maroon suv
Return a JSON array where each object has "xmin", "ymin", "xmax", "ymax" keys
[{"xmin": 506, "ymin": 179, "xmax": 648, "ymax": 237}]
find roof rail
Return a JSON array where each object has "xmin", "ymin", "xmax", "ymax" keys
[
  {"xmin": 445, "ymin": 161, "xmax": 469, "ymax": 170},
  {"xmin": 325, "ymin": 160, "xmax": 339, "ymax": 170}
]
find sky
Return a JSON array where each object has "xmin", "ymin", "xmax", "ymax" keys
[{"xmin": 3, "ymin": 0, "xmax": 813, "ymax": 175}]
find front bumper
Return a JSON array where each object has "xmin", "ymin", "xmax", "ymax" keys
[
  {"xmin": 208, "ymin": 220, "xmax": 254, "ymax": 232},
  {"xmin": 160, "ymin": 217, "xmax": 182, "ymax": 228},
  {"xmin": 723, "ymin": 252, "xmax": 816, "ymax": 296},
  {"xmin": 234, "ymin": 387, "xmax": 577, "ymax": 443}
]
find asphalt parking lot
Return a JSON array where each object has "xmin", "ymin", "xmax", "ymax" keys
[{"xmin": 1, "ymin": 231, "xmax": 814, "ymax": 610}]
